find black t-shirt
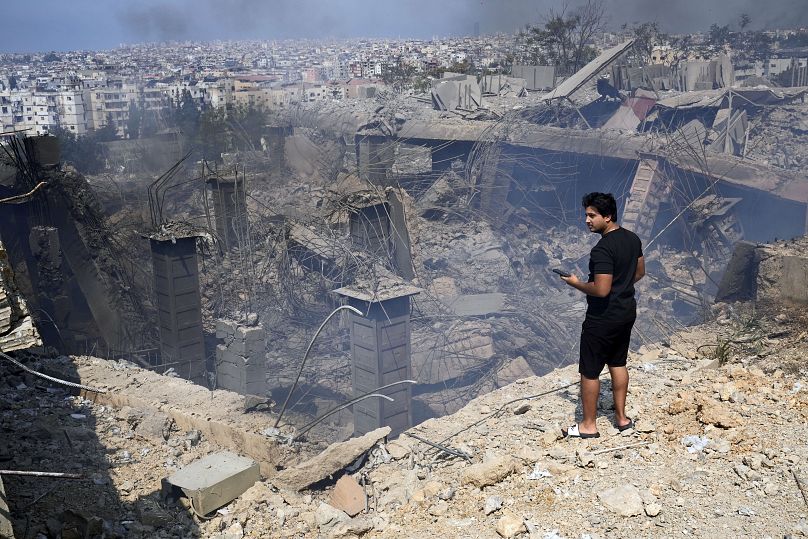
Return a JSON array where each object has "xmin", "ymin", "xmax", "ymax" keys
[{"xmin": 586, "ymin": 227, "xmax": 643, "ymax": 322}]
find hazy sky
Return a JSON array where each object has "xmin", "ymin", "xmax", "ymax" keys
[{"xmin": 3, "ymin": 0, "xmax": 807, "ymax": 53}]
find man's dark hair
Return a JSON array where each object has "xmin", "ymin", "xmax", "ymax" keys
[{"xmin": 582, "ymin": 192, "xmax": 617, "ymax": 221}]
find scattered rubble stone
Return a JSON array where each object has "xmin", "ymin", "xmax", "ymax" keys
[
  {"xmin": 495, "ymin": 510, "xmax": 526, "ymax": 538},
  {"xmin": 597, "ymin": 484, "xmax": 644, "ymax": 517},
  {"xmin": 461, "ymin": 455, "xmax": 519, "ymax": 488}
]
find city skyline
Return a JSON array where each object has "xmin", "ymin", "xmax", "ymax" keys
[{"xmin": 4, "ymin": 0, "xmax": 808, "ymax": 53}]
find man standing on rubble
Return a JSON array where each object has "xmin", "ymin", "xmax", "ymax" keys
[{"xmin": 559, "ymin": 192, "xmax": 644, "ymax": 438}]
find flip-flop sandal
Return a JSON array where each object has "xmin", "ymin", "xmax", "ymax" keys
[
  {"xmin": 563, "ymin": 424, "xmax": 600, "ymax": 439},
  {"xmin": 616, "ymin": 418, "xmax": 634, "ymax": 432}
]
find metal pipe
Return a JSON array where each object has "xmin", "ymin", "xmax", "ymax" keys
[
  {"xmin": 405, "ymin": 432, "xmax": 471, "ymax": 461},
  {"xmin": 0, "ymin": 352, "xmax": 107, "ymax": 394},
  {"xmin": 293, "ymin": 379, "xmax": 416, "ymax": 441},
  {"xmin": 273, "ymin": 304, "xmax": 362, "ymax": 428},
  {"xmin": 0, "ymin": 470, "xmax": 83, "ymax": 479},
  {"xmin": 293, "ymin": 392, "xmax": 396, "ymax": 441}
]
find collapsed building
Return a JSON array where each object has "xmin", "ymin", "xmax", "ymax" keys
[{"xmin": 1, "ymin": 38, "xmax": 808, "ymax": 537}]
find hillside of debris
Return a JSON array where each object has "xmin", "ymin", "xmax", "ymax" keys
[{"xmin": 3, "ymin": 290, "xmax": 806, "ymax": 538}]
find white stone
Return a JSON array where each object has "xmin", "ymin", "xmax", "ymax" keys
[
  {"xmin": 484, "ymin": 495, "xmax": 503, "ymax": 515},
  {"xmin": 598, "ymin": 484, "xmax": 644, "ymax": 517},
  {"xmin": 495, "ymin": 510, "xmax": 526, "ymax": 538}
]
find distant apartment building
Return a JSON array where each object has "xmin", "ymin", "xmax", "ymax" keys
[
  {"xmin": 84, "ymin": 83, "xmax": 137, "ymax": 134},
  {"xmin": 54, "ymin": 90, "xmax": 87, "ymax": 135},
  {"xmin": 0, "ymin": 89, "xmax": 87, "ymax": 135}
]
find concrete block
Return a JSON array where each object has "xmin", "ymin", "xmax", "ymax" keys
[
  {"xmin": 166, "ymin": 451, "xmax": 259, "ymax": 516},
  {"xmin": 215, "ymin": 319, "xmax": 237, "ymax": 339},
  {"xmin": 228, "ymin": 338, "xmax": 265, "ymax": 357},
  {"xmin": 217, "ymin": 362, "xmax": 246, "ymax": 383},
  {"xmin": 222, "ymin": 350, "xmax": 246, "ymax": 367},
  {"xmin": 236, "ymin": 325, "xmax": 266, "ymax": 342}
]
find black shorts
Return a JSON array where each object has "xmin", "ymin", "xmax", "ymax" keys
[{"xmin": 579, "ymin": 317, "xmax": 636, "ymax": 379}]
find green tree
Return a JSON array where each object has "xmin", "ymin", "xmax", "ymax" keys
[
  {"xmin": 381, "ymin": 58, "xmax": 417, "ymax": 94},
  {"xmin": 126, "ymin": 99, "xmax": 142, "ymax": 139},
  {"xmin": 739, "ymin": 13, "xmax": 752, "ymax": 31},
  {"xmin": 95, "ymin": 114, "xmax": 118, "ymax": 142},
  {"xmin": 515, "ymin": 0, "xmax": 606, "ymax": 75},
  {"xmin": 197, "ymin": 106, "xmax": 228, "ymax": 161},
  {"xmin": 43, "ymin": 52, "xmax": 61, "ymax": 62},
  {"xmin": 51, "ymin": 126, "xmax": 105, "ymax": 174},
  {"xmin": 621, "ymin": 21, "xmax": 666, "ymax": 65},
  {"xmin": 173, "ymin": 89, "xmax": 201, "ymax": 140},
  {"xmin": 141, "ymin": 109, "xmax": 159, "ymax": 138}
]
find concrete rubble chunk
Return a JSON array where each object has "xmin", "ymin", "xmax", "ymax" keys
[
  {"xmin": 484, "ymin": 495, "xmax": 503, "ymax": 515},
  {"xmin": 315, "ymin": 502, "xmax": 350, "ymax": 533},
  {"xmin": 495, "ymin": 510, "xmax": 526, "ymax": 538},
  {"xmin": 697, "ymin": 400, "xmax": 742, "ymax": 428},
  {"xmin": 645, "ymin": 502, "xmax": 663, "ymax": 517},
  {"xmin": 166, "ymin": 451, "xmax": 260, "ymax": 516},
  {"xmin": 598, "ymin": 484, "xmax": 644, "ymax": 517},
  {"xmin": 330, "ymin": 516, "xmax": 374, "ymax": 537},
  {"xmin": 461, "ymin": 455, "xmax": 519, "ymax": 488},
  {"xmin": 330, "ymin": 474, "xmax": 366, "ymax": 517},
  {"xmin": 275, "ymin": 427, "xmax": 390, "ymax": 491}
]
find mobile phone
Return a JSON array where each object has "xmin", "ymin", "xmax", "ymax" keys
[{"xmin": 552, "ymin": 268, "xmax": 571, "ymax": 278}]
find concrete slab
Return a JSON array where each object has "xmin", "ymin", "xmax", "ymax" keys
[
  {"xmin": 52, "ymin": 356, "xmax": 285, "ymax": 477},
  {"xmin": 275, "ymin": 427, "xmax": 390, "ymax": 491},
  {"xmin": 167, "ymin": 451, "xmax": 259, "ymax": 516}
]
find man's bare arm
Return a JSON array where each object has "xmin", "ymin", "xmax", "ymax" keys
[
  {"xmin": 561, "ymin": 273, "xmax": 613, "ymax": 298},
  {"xmin": 633, "ymin": 256, "xmax": 645, "ymax": 283}
]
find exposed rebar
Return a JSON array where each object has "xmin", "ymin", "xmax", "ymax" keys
[
  {"xmin": 293, "ymin": 391, "xmax": 400, "ymax": 441},
  {"xmin": 0, "ymin": 352, "xmax": 107, "ymax": 394},
  {"xmin": 273, "ymin": 304, "xmax": 363, "ymax": 428}
]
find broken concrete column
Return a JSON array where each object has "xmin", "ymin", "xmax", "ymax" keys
[
  {"xmin": 386, "ymin": 189, "xmax": 415, "ymax": 280},
  {"xmin": 357, "ymin": 136, "xmax": 394, "ymax": 186},
  {"xmin": 215, "ymin": 318, "xmax": 266, "ymax": 396},
  {"xmin": 717, "ymin": 238, "xmax": 808, "ymax": 305},
  {"xmin": 334, "ymin": 283, "xmax": 421, "ymax": 438},
  {"xmin": 149, "ymin": 236, "xmax": 206, "ymax": 384},
  {"xmin": 28, "ymin": 226, "xmax": 70, "ymax": 348},
  {"xmin": 262, "ymin": 126, "xmax": 290, "ymax": 171},
  {"xmin": 207, "ymin": 176, "xmax": 248, "ymax": 250},
  {"xmin": 349, "ymin": 202, "xmax": 391, "ymax": 257}
]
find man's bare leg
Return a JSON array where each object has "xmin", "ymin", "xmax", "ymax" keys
[
  {"xmin": 608, "ymin": 365, "xmax": 630, "ymax": 428},
  {"xmin": 579, "ymin": 374, "xmax": 600, "ymax": 434}
]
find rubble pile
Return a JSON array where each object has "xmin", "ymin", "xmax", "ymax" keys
[
  {"xmin": 219, "ymin": 302, "xmax": 807, "ymax": 538},
  {"xmin": 0, "ymin": 239, "xmax": 40, "ymax": 352},
  {"xmin": 4, "ymin": 297, "xmax": 806, "ymax": 538},
  {"xmin": 746, "ymin": 104, "xmax": 808, "ymax": 171}
]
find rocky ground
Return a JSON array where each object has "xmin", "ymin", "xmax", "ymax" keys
[{"xmin": 2, "ymin": 298, "xmax": 806, "ymax": 538}]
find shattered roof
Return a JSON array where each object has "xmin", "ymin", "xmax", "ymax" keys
[
  {"xmin": 542, "ymin": 40, "xmax": 635, "ymax": 102},
  {"xmin": 655, "ymin": 86, "xmax": 808, "ymax": 110}
]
